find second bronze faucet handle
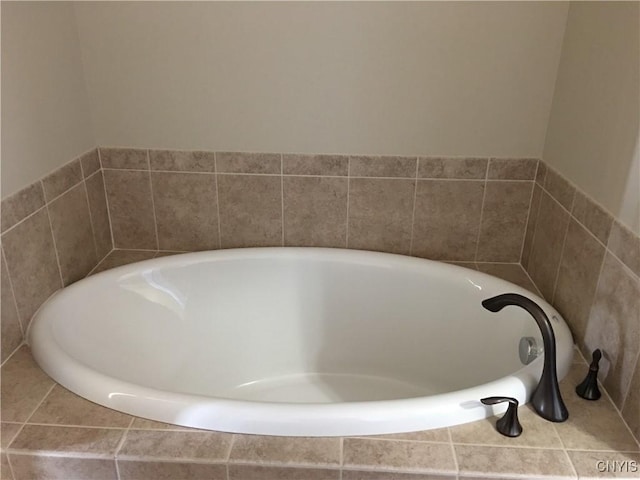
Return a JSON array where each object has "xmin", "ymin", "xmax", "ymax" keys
[{"xmin": 481, "ymin": 396, "xmax": 523, "ymax": 437}]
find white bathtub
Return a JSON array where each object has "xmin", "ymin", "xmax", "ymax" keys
[{"xmin": 28, "ymin": 248, "xmax": 573, "ymax": 436}]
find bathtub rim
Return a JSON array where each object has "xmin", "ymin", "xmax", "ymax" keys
[{"xmin": 27, "ymin": 247, "xmax": 574, "ymax": 437}]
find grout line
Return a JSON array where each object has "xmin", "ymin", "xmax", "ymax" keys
[
  {"xmin": 550, "ymin": 215, "xmax": 571, "ymax": 305},
  {"xmin": 280, "ymin": 154, "xmax": 285, "ymax": 246},
  {"xmin": 97, "ymin": 167, "xmax": 536, "ymax": 182},
  {"xmin": 82, "ymin": 179, "xmax": 100, "ymax": 264},
  {"xmin": 518, "ymin": 164, "xmax": 538, "ymax": 264},
  {"xmin": 562, "ymin": 446, "xmax": 579, "ymax": 479},
  {"xmin": 214, "ymin": 153, "xmax": 223, "ymax": 249},
  {"xmin": 100, "ymin": 149, "xmax": 117, "ymax": 252},
  {"xmin": 22, "ymin": 383, "xmax": 57, "ymax": 427},
  {"xmin": 2, "ymin": 246, "xmax": 25, "ymax": 339},
  {"xmin": 520, "ymin": 264, "xmax": 543, "ymax": 297},
  {"xmin": 345, "ymin": 157, "xmax": 351, "ymax": 248},
  {"xmin": 147, "ymin": 150, "xmax": 160, "ymax": 251},
  {"xmin": 114, "ymin": 416, "xmax": 135, "ymax": 480},
  {"xmin": 1, "ymin": 205, "xmax": 47, "ymax": 237},
  {"xmin": 0, "ymin": 341, "xmax": 25, "ymax": 368},
  {"xmin": 21, "ymin": 421, "xmax": 132, "ymax": 431},
  {"xmin": 5, "ymin": 452, "xmax": 16, "ymax": 480},
  {"xmin": 1, "ymin": 173, "xmax": 90, "ymax": 237},
  {"xmin": 2, "ymin": 422, "xmax": 25, "ymax": 450},
  {"xmin": 473, "ymin": 163, "xmax": 490, "ymax": 262},
  {"xmin": 408, "ymin": 160, "xmax": 419, "ymax": 255},
  {"xmin": 447, "ymin": 428, "xmax": 459, "ymax": 475},
  {"xmin": 44, "ymin": 202, "xmax": 66, "ymax": 288},
  {"xmin": 225, "ymin": 434, "xmax": 236, "ymax": 464},
  {"xmin": 86, "ymin": 249, "xmax": 115, "ymax": 277}
]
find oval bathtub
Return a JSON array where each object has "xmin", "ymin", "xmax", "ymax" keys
[{"xmin": 28, "ymin": 248, "xmax": 573, "ymax": 436}]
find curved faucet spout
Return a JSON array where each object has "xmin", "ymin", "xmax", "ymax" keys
[{"xmin": 482, "ymin": 293, "xmax": 568, "ymax": 422}]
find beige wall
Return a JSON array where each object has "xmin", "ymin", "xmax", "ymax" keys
[
  {"xmin": 543, "ymin": 1, "xmax": 640, "ymax": 234},
  {"xmin": 74, "ymin": 1, "xmax": 568, "ymax": 158},
  {"xmin": 1, "ymin": 2, "xmax": 96, "ymax": 198}
]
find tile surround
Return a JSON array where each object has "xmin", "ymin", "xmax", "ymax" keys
[
  {"xmin": 523, "ymin": 159, "xmax": 640, "ymax": 445},
  {"xmin": 2, "ymin": 349, "xmax": 638, "ymax": 480},
  {"xmin": 2, "ymin": 149, "xmax": 640, "ymax": 478}
]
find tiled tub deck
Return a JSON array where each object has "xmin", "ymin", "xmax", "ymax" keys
[{"xmin": 1, "ymin": 252, "xmax": 639, "ymax": 480}]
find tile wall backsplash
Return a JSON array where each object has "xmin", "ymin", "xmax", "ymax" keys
[
  {"xmin": 523, "ymin": 162, "xmax": 640, "ymax": 441},
  {"xmin": 0, "ymin": 149, "xmax": 111, "ymax": 363},
  {"xmin": 99, "ymin": 148, "xmax": 536, "ymax": 260},
  {"xmin": 1, "ymin": 147, "xmax": 638, "ymax": 446}
]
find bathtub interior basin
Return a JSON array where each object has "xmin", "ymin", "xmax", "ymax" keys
[{"xmin": 28, "ymin": 248, "xmax": 573, "ymax": 436}]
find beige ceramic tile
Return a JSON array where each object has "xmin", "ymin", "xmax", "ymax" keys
[
  {"xmin": 100, "ymin": 148, "xmax": 148, "ymax": 170},
  {"xmin": 217, "ymin": 175, "xmax": 283, "ymax": 248},
  {"xmin": 622, "ymin": 356, "xmax": 640, "ymax": 443},
  {"xmin": 151, "ymin": 172, "xmax": 219, "ymax": 251},
  {"xmin": 350, "ymin": 156, "xmax": 416, "ymax": 178},
  {"xmin": 118, "ymin": 430, "xmax": 232, "ymax": 462},
  {"xmin": 417, "ymin": 157, "xmax": 487, "ymax": 179},
  {"xmin": 526, "ymin": 191, "xmax": 570, "ymax": 300},
  {"xmin": 80, "ymin": 149, "xmax": 101, "ymax": 178},
  {"xmin": 283, "ymin": 176, "xmax": 347, "ymax": 247},
  {"xmin": 568, "ymin": 450, "xmax": 640, "ymax": 479},
  {"xmin": 216, "ymin": 152, "xmax": 281, "ymax": 174},
  {"xmin": 522, "ymin": 184, "xmax": 542, "ymax": 270},
  {"xmin": 545, "ymin": 166, "xmax": 576, "ymax": 211},
  {"xmin": 476, "ymin": 181, "xmax": 533, "ymax": 262},
  {"xmin": 91, "ymin": 250, "xmax": 157, "ymax": 275},
  {"xmin": 9, "ymin": 425, "xmax": 124, "ymax": 457},
  {"xmin": 343, "ymin": 438, "xmax": 456, "ymax": 475},
  {"xmin": 584, "ymin": 253, "xmax": 640, "ymax": 409},
  {"xmin": 556, "ymin": 364, "xmax": 639, "ymax": 452},
  {"xmin": 454, "ymin": 444, "xmax": 574, "ymax": 478},
  {"xmin": 48, "ymin": 184, "xmax": 98, "ymax": 285},
  {"xmin": 230, "ymin": 435, "xmax": 340, "ymax": 467},
  {"xmin": 1, "ymin": 250, "xmax": 22, "ymax": 363},
  {"xmin": 41, "ymin": 159, "xmax": 83, "ymax": 202},
  {"xmin": 229, "ymin": 464, "xmax": 340, "ymax": 480},
  {"xmin": 283, "ymin": 154, "xmax": 348, "ymax": 176},
  {"xmin": 1, "ymin": 183, "xmax": 45, "ymax": 233},
  {"xmin": 572, "ymin": 191, "xmax": 614, "ymax": 245},
  {"xmin": 487, "ymin": 158, "xmax": 537, "ymax": 180},
  {"xmin": 343, "ymin": 471, "xmax": 453, "ymax": 480},
  {"xmin": 1, "ymin": 452, "xmax": 12, "ymax": 480},
  {"xmin": 361, "ymin": 428, "xmax": 449, "ymax": 443},
  {"xmin": 0, "ymin": 347, "xmax": 54, "ymax": 422},
  {"xmin": 149, "ymin": 150, "xmax": 216, "ymax": 172},
  {"xmin": 450, "ymin": 404, "xmax": 562, "ymax": 448},
  {"xmin": 607, "ymin": 221, "xmax": 640, "ymax": 278},
  {"xmin": 348, "ymin": 178, "xmax": 414, "ymax": 254},
  {"xmin": 8, "ymin": 454, "xmax": 117, "ymax": 480},
  {"xmin": 475, "ymin": 263, "xmax": 539, "ymax": 294},
  {"xmin": 85, "ymin": 172, "xmax": 113, "ymax": 260},
  {"xmin": 553, "ymin": 219, "xmax": 606, "ymax": 351},
  {"xmin": 1, "ymin": 424, "xmax": 22, "ymax": 449},
  {"xmin": 28, "ymin": 385, "xmax": 132, "ymax": 428},
  {"xmin": 411, "ymin": 180, "xmax": 483, "ymax": 261},
  {"xmin": 118, "ymin": 460, "xmax": 226, "ymax": 480},
  {"xmin": 1, "ymin": 210, "xmax": 62, "ymax": 328},
  {"xmin": 103, "ymin": 169, "xmax": 157, "ymax": 249}
]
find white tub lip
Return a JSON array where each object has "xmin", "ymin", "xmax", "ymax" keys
[{"xmin": 28, "ymin": 247, "xmax": 574, "ymax": 437}]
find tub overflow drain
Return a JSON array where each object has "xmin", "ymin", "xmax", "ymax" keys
[{"xmin": 519, "ymin": 337, "xmax": 541, "ymax": 365}]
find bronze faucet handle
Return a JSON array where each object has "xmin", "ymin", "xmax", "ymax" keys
[{"xmin": 481, "ymin": 396, "xmax": 523, "ymax": 437}]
